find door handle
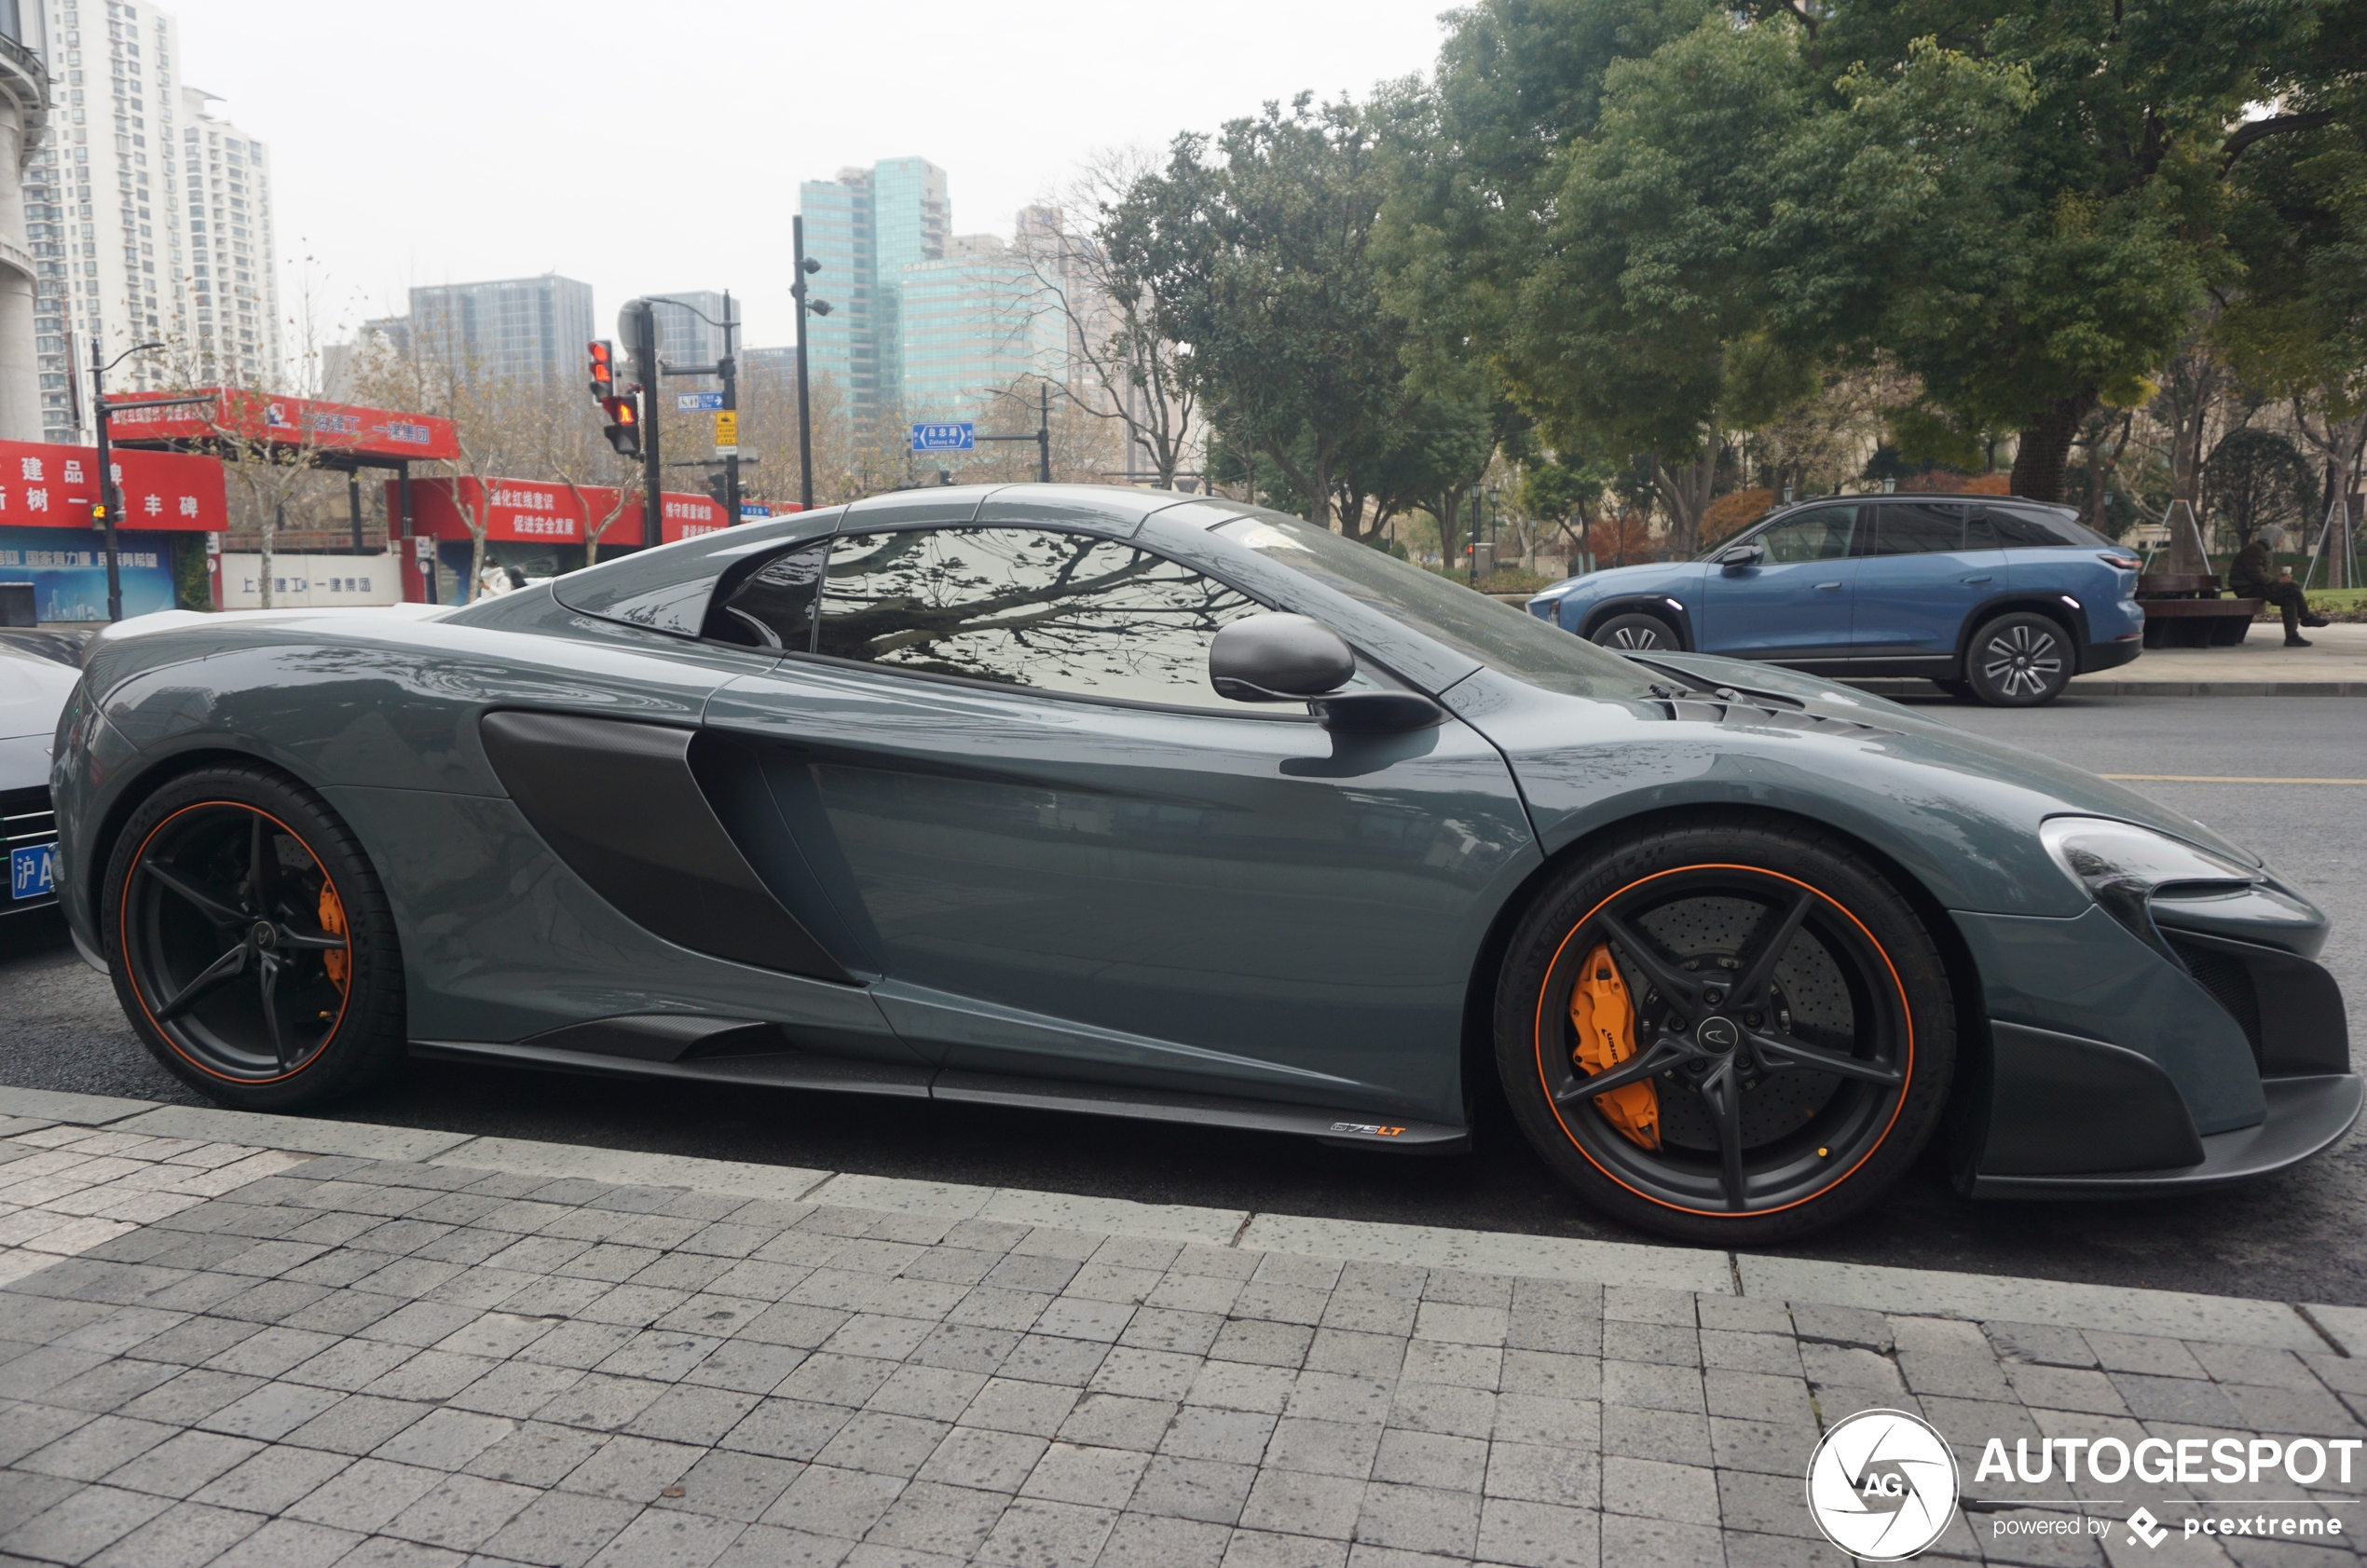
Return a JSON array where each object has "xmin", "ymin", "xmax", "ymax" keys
[
  {"xmin": 1962, "ymin": 575, "xmax": 1993, "ymax": 584},
  {"xmin": 1814, "ymin": 581, "xmax": 1842, "ymax": 592}
]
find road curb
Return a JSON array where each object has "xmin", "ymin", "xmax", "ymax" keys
[
  {"xmin": 1848, "ymin": 676, "xmax": 2367, "ymax": 698},
  {"xmin": 2, "ymin": 1084, "xmax": 2349, "ymax": 1352}
]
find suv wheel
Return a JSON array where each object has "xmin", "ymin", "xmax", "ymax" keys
[
  {"xmin": 1591, "ymin": 613, "xmax": 1678, "ymax": 652},
  {"xmin": 1964, "ymin": 613, "xmax": 2072, "ymax": 706}
]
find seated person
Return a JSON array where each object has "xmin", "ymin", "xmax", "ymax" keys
[{"xmin": 2229, "ymin": 525, "xmax": 2331, "ymax": 647}]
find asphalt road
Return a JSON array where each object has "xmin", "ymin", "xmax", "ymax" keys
[{"xmin": 7, "ymin": 693, "xmax": 2366, "ymax": 1305}]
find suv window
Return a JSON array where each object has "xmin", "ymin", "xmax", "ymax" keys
[
  {"xmin": 1756, "ymin": 506, "xmax": 1857, "ymax": 563},
  {"xmin": 1983, "ymin": 501, "xmax": 2110, "ymax": 549},
  {"xmin": 814, "ymin": 526, "xmax": 1266, "ymax": 709},
  {"xmin": 1865, "ymin": 501, "xmax": 1965, "ymax": 556}
]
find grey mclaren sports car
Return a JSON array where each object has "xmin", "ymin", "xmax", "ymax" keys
[{"xmin": 47, "ymin": 485, "xmax": 2359, "ymax": 1242}]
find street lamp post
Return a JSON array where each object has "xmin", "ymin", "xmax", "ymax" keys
[
  {"xmin": 87, "ymin": 339, "xmax": 208, "ymax": 622},
  {"xmin": 790, "ymin": 218, "xmax": 830, "ymax": 511}
]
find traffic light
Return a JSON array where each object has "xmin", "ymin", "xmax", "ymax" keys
[
  {"xmin": 617, "ymin": 299, "xmax": 657, "ymax": 388},
  {"xmin": 600, "ymin": 392, "xmax": 641, "ymax": 458},
  {"xmin": 587, "ymin": 340, "xmax": 616, "ymax": 404},
  {"xmin": 705, "ymin": 470, "xmax": 731, "ymax": 507}
]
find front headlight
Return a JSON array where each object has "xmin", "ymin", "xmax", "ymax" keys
[{"xmin": 2039, "ymin": 816, "xmax": 2258, "ymax": 961}]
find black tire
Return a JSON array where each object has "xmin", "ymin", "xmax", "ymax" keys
[
  {"xmin": 102, "ymin": 764, "xmax": 406, "ymax": 1111},
  {"xmin": 1931, "ymin": 678, "xmax": 1977, "ymax": 702},
  {"xmin": 1494, "ymin": 817, "xmax": 1953, "ymax": 1245},
  {"xmin": 1590, "ymin": 613, "xmax": 1679, "ymax": 652},
  {"xmin": 1963, "ymin": 612, "xmax": 2073, "ymax": 706}
]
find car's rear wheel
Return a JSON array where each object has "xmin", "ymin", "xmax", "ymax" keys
[
  {"xmin": 1495, "ymin": 819, "xmax": 1953, "ymax": 1245},
  {"xmin": 103, "ymin": 765, "xmax": 406, "ymax": 1111},
  {"xmin": 1964, "ymin": 612, "xmax": 2072, "ymax": 706},
  {"xmin": 1590, "ymin": 613, "xmax": 1678, "ymax": 652}
]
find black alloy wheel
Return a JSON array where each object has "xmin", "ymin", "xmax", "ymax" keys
[
  {"xmin": 1965, "ymin": 612, "xmax": 2072, "ymax": 706},
  {"xmin": 1497, "ymin": 821, "xmax": 1953, "ymax": 1244},
  {"xmin": 1591, "ymin": 613, "xmax": 1677, "ymax": 652},
  {"xmin": 104, "ymin": 765, "xmax": 405, "ymax": 1109}
]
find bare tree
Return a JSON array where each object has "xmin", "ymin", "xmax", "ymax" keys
[
  {"xmin": 349, "ymin": 330, "xmax": 536, "ymax": 601},
  {"xmin": 1017, "ymin": 150, "xmax": 1200, "ymax": 489}
]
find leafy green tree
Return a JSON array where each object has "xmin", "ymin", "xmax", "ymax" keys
[
  {"xmin": 2204, "ymin": 427, "xmax": 2314, "ymax": 550},
  {"xmin": 1141, "ymin": 96, "xmax": 1410, "ymax": 529},
  {"xmin": 1398, "ymin": 0, "xmax": 2349, "ymax": 504}
]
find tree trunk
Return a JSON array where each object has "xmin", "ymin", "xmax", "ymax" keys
[
  {"xmin": 1652, "ymin": 448, "xmax": 1717, "ymax": 558},
  {"xmin": 259, "ymin": 500, "xmax": 277, "ymax": 611},
  {"xmin": 2007, "ymin": 389, "xmax": 2099, "ymax": 502},
  {"xmin": 1435, "ymin": 491, "xmax": 1465, "ymax": 576}
]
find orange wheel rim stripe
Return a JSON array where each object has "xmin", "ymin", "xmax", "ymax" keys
[
  {"xmin": 121, "ymin": 801, "xmax": 354, "ymax": 1085},
  {"xmin": 1531, "ymin": 864, "xmax": 1914, "ymax": 1220}
]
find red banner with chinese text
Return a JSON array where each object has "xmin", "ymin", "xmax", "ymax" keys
[
  {"xmin": 0, "ymin": 440, "xmax": 229, "ymax": 530},
  {"xmin": 393, "ymin": 479, "xmax": 757, "ymax": 546},
  {"xmin": 110, "ymin": 389, "xmax": 460, "ymax": 463}
]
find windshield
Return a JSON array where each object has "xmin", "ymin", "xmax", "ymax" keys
[{"xmin": 1213, "ymin": 511, "xmax": 1662, "ymax": 701}]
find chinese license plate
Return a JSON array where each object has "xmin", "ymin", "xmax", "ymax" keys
[{"xmin": 10, "ymin": 842, "xmax": 56, "ymax": 901}]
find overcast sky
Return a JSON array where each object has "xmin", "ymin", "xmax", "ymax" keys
[{"xmin": 165, "ymin": 0, "xmax": 1461, "ymax": 358}]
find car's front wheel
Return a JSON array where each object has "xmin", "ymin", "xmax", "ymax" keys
[
  {"xmin": 103, "ymin": 764, "xmax": 407, "ymax": 1111},
  {"xmin": 1590, "ymin": 613, "xmax": 1678, "ymax": 652},
  {"xmin": 1964, "ymin": 612, "xmax": 2073, "ymax": 706},
  {"xmin": 1495, "ymin": 819, "xmax": 1954, "ymax": 1245}
]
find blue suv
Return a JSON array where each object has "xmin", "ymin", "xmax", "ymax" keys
[{"xmin": 1528, "ymin": 495, "xmax": 2144, "ymax": 705}]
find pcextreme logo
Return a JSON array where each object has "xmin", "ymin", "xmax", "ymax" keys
[{"xmin": 1804, "ymin": 1409, "xmax": 1960, "ymax": 1560}]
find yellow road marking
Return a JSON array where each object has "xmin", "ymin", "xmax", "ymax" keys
[{"xmin": 2100, "ymin": 774, "xmax": 2367, "ymax": 784}]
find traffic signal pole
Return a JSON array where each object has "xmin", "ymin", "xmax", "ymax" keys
[
  {"xmin": 718, "ymin": 291, "xmax": 739, "ymax": 525},
  {"xmin": 618, "ymin": 301, "xmax": 664, "ymax": 549}
]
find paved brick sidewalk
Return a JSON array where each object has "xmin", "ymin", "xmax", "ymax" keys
[{"xmin": 5, "ymin": 1117, "xmax": 2367, "ymax": 1567}]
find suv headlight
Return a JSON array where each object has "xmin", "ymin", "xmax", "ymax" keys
[{"xmin": 2039, "ymin": 817, "xmax": 2258, "ymax": 961}]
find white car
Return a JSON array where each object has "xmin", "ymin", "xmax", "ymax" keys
[{"xmin": 0, "ymin": 635, "xmax": 79, "ymax": 916}]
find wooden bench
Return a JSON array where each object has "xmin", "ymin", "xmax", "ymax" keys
[{"xmin": 2136, "ymin": 573, "xmax": 2262, "ymax": 648}]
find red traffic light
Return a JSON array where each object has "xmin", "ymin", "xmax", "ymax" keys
[
  {"xmin": 587, "ymin": 339, "xmax": 616, "ymax": 402},
  {"xmin": 600, "ymin": 392, "xmax": 641, "ymax": 458}
]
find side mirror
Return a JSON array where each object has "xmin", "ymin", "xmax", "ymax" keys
[
  {"xmin": 1210, "ymin": 613, "xmax": 1355, "ymax": 702},
  {"xmin": 1716, "ymin": 542, "xmax": 1765, "ymax": 567},
  {"xmin": 1210, "ymin": 613, "xmax": 1445, "ymax": 734}
]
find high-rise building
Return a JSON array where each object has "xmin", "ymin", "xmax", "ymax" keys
[
  {"xmin": 797, "ymin": 157, "xmax": 946, "ymax": 420},
  {"xmin": 406, "ymin": 274, "xmax": 594, "ymax": 389},
  {"xmin": 797, "ymin": 170, "xmax": 871, "ymax": 413},
  {"xmin": 177, "ymin": 89, "xmax": 281, "ymax": 392},
  {"xmin": 0, "ymin": 0, "xmax": 52, "ymax": 441},
  {"xmin": 899, "ymin": 234, "xmax": 1063, "ymax": 427},
  {"xmin": 15, "ymin": 0, "xmax": 283, "ymax": 439}
]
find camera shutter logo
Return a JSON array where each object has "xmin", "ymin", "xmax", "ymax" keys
[{"xmin": 1804, "ymin": 1409, "xmax": 1960, "ymax": 1560}]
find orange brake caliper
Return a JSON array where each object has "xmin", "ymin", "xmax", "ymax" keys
[
  {"xmin": 319, "ymin": 883, "xmax": 349, "ymax": 991},
  {"xmin": 1569, "ymin": 942, "xmax": 1660, "ymax": 1150}
]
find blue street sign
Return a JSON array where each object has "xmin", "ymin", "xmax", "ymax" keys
[
  {"xmin": 740, "ymin": 504, "xmax": 772, "ymax": 519},
  {"xmin": 910, "ymin": 422, "xmax": 976, "ymax": 452},
  {"xmin": 676, "ymin": 392, "xmax": 726, "ymax": 411}
]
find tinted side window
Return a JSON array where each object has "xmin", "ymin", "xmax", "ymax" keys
[
  {"xmin": 1866, "ymin": 502, "xmax": 1963, "ymax": 556},
  {"xmin": 703, "ymin": 542, "xmax": 827, "ymax": 650},
  {"xmin": 1984, "ymin": 502, "xmax": 2106, "ymax": 549},
  {"xmin": 816, "ymin": 527, "xmax": 1266, "ymax": 710},
  {"xmin": 1757, "ymin": 506, "xmax": 1857, "ymax": 563}
]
